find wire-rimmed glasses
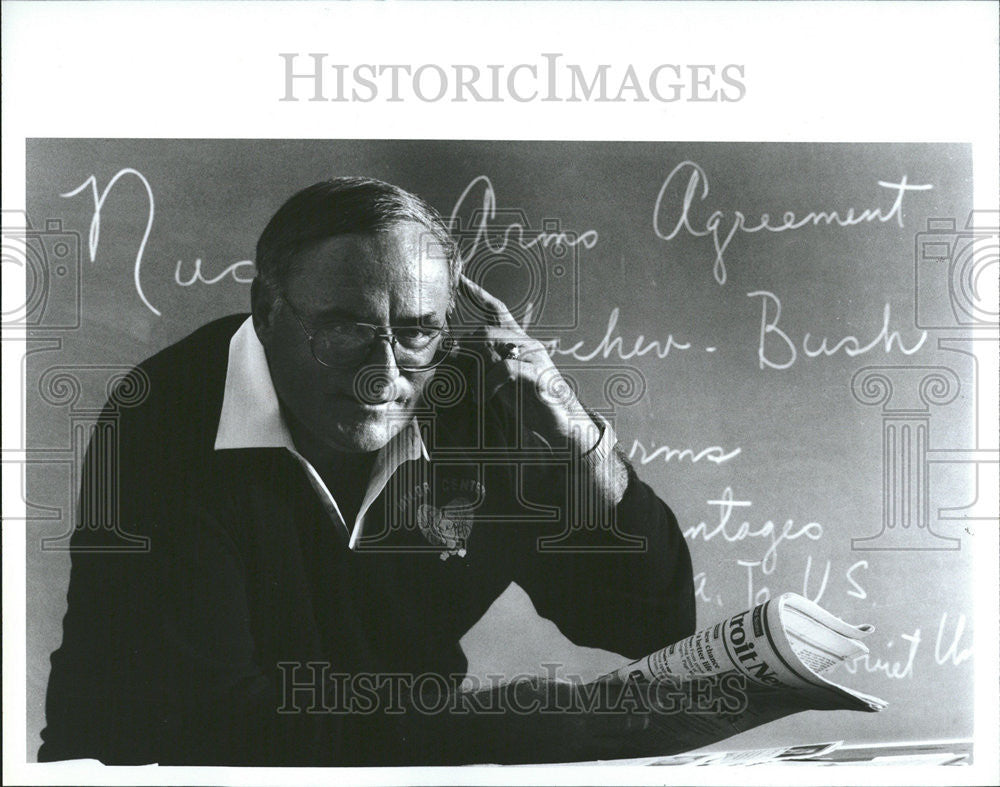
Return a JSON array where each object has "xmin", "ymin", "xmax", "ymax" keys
[{"xmin": 282, "ymin": 298, "xmax": 455, "ymax": 371}]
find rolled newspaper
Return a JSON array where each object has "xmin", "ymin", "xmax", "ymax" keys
[{"xmin": 600, "ymin": 593, "xmax": 886, "ymax": 712}]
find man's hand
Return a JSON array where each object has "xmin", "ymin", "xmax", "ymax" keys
[{"xmin": 458, "ymin": 275, "xmax": 628, "ymax": 505}]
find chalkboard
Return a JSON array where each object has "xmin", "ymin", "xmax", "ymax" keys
[{"xmin": 23, "ymin": 140, "xmax": 985, "ymax": 756}]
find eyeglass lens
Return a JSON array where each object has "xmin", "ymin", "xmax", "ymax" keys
[{"xmin": 311, "ymin": 324, "xmax": 451, "ymax": 370}]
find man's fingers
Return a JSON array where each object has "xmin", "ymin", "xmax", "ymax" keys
[
  {"xmin": 475, "ymin": 324, "xmax": 548, "ymax": 359},
  {"xmin": 459, "ymin": 274, "xmax": 499, "ymax": 307},
  {"xmin": 459, "ymin": 275, "xmax": 520, "ymax": 329}
]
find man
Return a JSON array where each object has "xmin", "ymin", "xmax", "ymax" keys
[{"xmin": 39, "ymin": 177, "xmax": 695, "ymax": 765}]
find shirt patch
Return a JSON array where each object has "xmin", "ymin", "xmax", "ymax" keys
[
  {"xmin": 354, "ymin": 464, "xmax": 487, "ymax": 555},
  {"xmin": 417, "ymin": 498, "xmax": 475, "ymax": 560},
  {"xmin": 439, "ymin": 476, "xmax": 487, "ymax": 499},
  {"xmin": 395, "ymin": 481, "xmax": 433, "ymax": 512}
]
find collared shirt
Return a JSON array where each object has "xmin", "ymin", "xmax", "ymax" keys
[
  {"xmin": 214, "ymin": 316, "xmax": 429, "ymax": 549},
  {"xmin": 214, "ymin": 316, "xmax": 617, "ymax": 551},
  {"xmin": 40, "ymin": 313, "xmax": 695, "ymax": 766}
]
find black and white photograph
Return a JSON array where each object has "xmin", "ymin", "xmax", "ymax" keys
[{"xmin": 3, "ymin": 2, "xmax": 998, "ymax": 784}]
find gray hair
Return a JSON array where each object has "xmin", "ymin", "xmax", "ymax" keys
[{"xmin": 255, "ymin": 176, "xmax": 460, "ymax": 297}]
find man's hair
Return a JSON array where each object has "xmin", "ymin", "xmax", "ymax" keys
[{"xmin": 255, "ymin": 176, "xmax": 460, "ymax": 295}]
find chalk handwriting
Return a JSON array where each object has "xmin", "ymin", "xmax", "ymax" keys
[
  {"xmin": 61, "ymin": 169, "xmax": 158, "ymax": 315},
  {"xmin": 738, "ymin": 557, "xmax": 830, "ymax": 608},
  {"xmin": 846, "ymin": 560, "xmax": 869, "ymax": 600},
  {"xmin": 934, "ymin": 613, "xmax": 973, "ymax": 667},
  {"xmin": 62, "ymin": 168, "xmax": 255, "ymax": 316},
  {"xmin": 738, "ymin": 560, "xmax": 772, "ymax": 608},
  {"xmin": 627, "ymin": 439, "xmax": 741, "ymax": 466},
  {"xmin": 748, "ymin": 290, "xmax": 927, "ymax": 370},
  {"xmin": 175, "ymin": 257, "xmax": 256, "ymax": 286},
  {"xmin": 738, "ymin": 556, "xmax": 873, "ymax": 611},
  {"xmin": 449, "ymin": 174, "xmax": 599, "ymax": 259},
  {"xmin": 652, "ymin": 160, "xmax": 933, "ymax": 285},
  {"xmin": 692, "ymin": 572, "xmax": 724, "ymax": 607},
  {"xmin": 801, "ymin": 555, "xmax": 831, "ymax": 604},
  {"xmin": 837, "ymin": 612, "xmax": 971, "ymax": 681},
  {"xmin": 843, "ymin": 629, "xmax": 921, "ymax": 680},
  {"xmin": 683, "ymin": 487, "xmax": 824, "ymax": 575},
  {"xmin": 546, "ymin": 307, "xmax": 691, "ymax": 360}
]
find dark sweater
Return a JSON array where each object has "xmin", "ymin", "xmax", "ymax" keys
[{"xmin": 38, "ymin": 314, "xmax": 695, "ymax": 766}]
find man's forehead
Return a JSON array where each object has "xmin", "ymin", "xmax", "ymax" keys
[{"xmin": 285, "ymin": 224, "xmax": 451, "ymax": 311}]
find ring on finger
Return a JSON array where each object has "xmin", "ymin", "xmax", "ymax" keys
[{"xmin": 500, "ymin": 342, "xmax": 520, "ymax": 361}]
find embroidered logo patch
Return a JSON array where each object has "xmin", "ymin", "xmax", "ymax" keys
[{"xmin": 416, "ymin": 498, "xmax": 474, "ymax": 560}]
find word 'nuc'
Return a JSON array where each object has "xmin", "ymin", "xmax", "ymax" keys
[{"xmin": 279, "ymin": 53, "xmax": 747, "ymax": 103}]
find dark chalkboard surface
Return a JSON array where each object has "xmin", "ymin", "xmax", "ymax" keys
[{"xmin": 24, "ymin": 140, "xmax": 985, "ymax": 755}]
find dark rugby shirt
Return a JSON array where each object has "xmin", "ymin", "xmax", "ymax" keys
[{"xmin": 39, "ymin": 315, "xmax": 695, "ymax": 765}]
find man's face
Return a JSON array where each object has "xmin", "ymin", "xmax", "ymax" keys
[{"xmin": 257, "ymin": 221, "xmax": 451, "ymax": 454}]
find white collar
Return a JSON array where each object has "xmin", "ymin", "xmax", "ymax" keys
[{"xmin": 214, "ymin": 316, "xmax": 429, "ymax": 547}]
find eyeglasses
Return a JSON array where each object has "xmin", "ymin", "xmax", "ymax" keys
[{"xmin": 281, "ymin": 297, "xmax": 455, "ymax": 371}]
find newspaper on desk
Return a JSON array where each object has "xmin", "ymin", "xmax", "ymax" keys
[{"xmin": 593, "ymin": 593, "xmax": 887, "ymax": 753}]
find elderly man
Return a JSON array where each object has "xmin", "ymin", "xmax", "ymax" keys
[{"xmin": 39, "ymin": 177, "xmax": 695, "ymax": 765}]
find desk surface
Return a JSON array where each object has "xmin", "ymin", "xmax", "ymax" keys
[
  {"xmin": 583, "ymin": 738, "xmax": 975, "ymax": 767},
  {"xmin": 797, "ymin": 739, "xmax": 973, "ymax": 766}
]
